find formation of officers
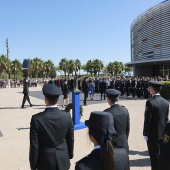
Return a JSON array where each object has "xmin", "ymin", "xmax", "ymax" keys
[
  {"xmin": 28, "ymin": 76, "xmax": 170, "ymax": 170},
  {"xmin": 45, "ymin": 75, "xmax": 168, "ymax": 100}
]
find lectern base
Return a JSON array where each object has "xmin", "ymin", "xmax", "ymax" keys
[{"xmin": 74, "ymin": 121, "xmax": 87, "ymax": 130}]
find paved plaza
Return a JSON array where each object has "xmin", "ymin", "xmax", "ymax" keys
[{"xmin": 0, "ymin": 85, "xmax": 168, "ymax": 170}]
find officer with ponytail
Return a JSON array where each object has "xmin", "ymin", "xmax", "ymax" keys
[{"xmin": 75, "ymin": 111, "xmax": 129, "ymax": 170}]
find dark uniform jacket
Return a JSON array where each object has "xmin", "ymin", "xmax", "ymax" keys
[
  {"xmin": 143, "ymin": 95, "xmax": 169, "ymax": 141},
  {"xmin": 104, "ymin": 104, "xmax": 130, "ymax": 153},
  {"xmin": 75, "ymin": 147, "xmax": 129, "ymax": 170},
  {"xmin": 159, "ymin": 120, "xmax": 170, "ymax": 170},
  {"xmin": 23, "ymin": 79, "xmax": 29, "ymax": 93},
  {"xmin": 62, "ymin": 84, "xmax": 69, "ymax": 95},
  {"xmin": 82, "ymin": 80, "xmax": 89, "ymax": 93},
  {"xmin": 29, "ymin": 107, "xmax": 74, "ymax": 170},
  {"xmin": 99, "ymin": 81, "xmax": 107, "ymax": 92}
]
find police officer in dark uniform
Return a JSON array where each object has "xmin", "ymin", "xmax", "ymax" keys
[
  {"xmin": 131, "ymin": 77, "xmax": 137, "ymax": 98},
  {"xmin": 136, "ymin": 77, "xmax": 141, "ymax": 98},
  {"xmin": 125, "ymin": 78, "xmax": 131, "ymax": 97},
  {"xmin": 120, "ymin": 77, "xmax": 125, "ymax": 96},
  {"xmin": 159, "ymin": 120, "xmax": 170, "ymax": 170},
  {"xmin": 115, "ymin": 76, "xmax": 121, "ymax": 91},
  {"xmin": 82, "ymin": 77, "xmax": 89, "ymax": 105},
  {"xmin": 143, "ymin": 81, "xmax": 169, "ymax": 170},
  {"xmin": 144, "ymin": 77, "xmax": 149, "ymax": 99},
  {"xmin": 99, "ymin": 78, "xmax": 107, "ymax": 100},
  {"xmin": 110, "ymin": 77, "xmax": 115, "ymax": 89},
  {"xmin": 21, "ymin": 78, "xmax": 33, "ymax": 108},
  {"xmin": 104, "ymin": 89, "xmax": 130, "ymax": 154},
  {"xmin": 140, "ymin": 77, "xmax": 145, "ymax": 97},
  {"xmin": 48, "ymin": 77, "xmax": 55, "ymax": 84},
  {"xmin": 95, "ymin": 78, "xmax": 99, "ymax": 92},
  {"xmin": 29, "ymin": 84, "xmax": 74, "ymax": 170},
  {"xmin": 75, "ymin": 111, "xmax": 129, "ymax": 170}
]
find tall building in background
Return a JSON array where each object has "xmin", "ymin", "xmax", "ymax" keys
[{"xmin": 126, "ymin": 0, "xmax": 170, "ymax": 77}]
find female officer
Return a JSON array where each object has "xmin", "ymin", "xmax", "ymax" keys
[{"xmin": 75, "ymin": 111, "xmax": 129, "ymax": 170}]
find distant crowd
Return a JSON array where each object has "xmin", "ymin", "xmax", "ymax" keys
[
  {"xmin": 1, "ymin": 76, "xmax": 169, "ymax": 100},
  {"xmin": 43, "ymin": 75, "xmax": 169, "ymax": 99},
  {"xmin": 0, "ymin": 78, "xmax": 42, "ymax": 88}
]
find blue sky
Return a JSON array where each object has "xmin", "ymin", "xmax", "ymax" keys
[{"xmin": 0, "ymin": 0, "xmax": 163, "ymax": 66}]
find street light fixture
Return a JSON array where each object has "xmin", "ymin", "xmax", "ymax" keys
[{"xmin": 5, "ymin": 38, "xmax": 10, "ymax": 88}]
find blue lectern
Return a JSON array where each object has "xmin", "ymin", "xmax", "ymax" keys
[{"xmin": 72, "ymin": 91, "xmax": 87, "ymax": 130}]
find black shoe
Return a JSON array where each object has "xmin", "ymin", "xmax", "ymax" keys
[
  {"xmin": 30, "ymin": 104, "xmax": 33, "ymax": 107},
  {"xmin": 21, "ymin": 106, "xmax": 25, "ymax": 109}
]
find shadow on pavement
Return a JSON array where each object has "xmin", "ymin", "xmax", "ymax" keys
[
  {"xmin": 0, "ymin": 107, "xmax": 21, "ymax": 109},
  {"xmin": 16, "ymin": 127, "xmax": 30, "ymax": 131},
  {"xmin": 130, "ymin": 150, "xmax": 149, "ymax": 156},
  {"xmin": 130, "ymin": 158, "xmax": 150, "ymax": 167}
]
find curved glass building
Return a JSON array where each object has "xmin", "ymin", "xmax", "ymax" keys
[{"xmin": 126, "ymin": 0, "xmax": 170, "ymax": 76}]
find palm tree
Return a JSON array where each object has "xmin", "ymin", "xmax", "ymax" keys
[
  {"xmin": 0, "ymin": 55, "xmax": 8, "ymax": 78},
  {"xmin": 29, "ymin": 57, "xmax": 44, "ymax": 78},
  {"xmin": 44, "ymin": 60, "xmax": 55, "ymax": 78},
  {"xmin": 124, "ymin": 66, "xmax": 133, "ymax": 72},
  {"xmin": 93, "ymin": 59, "xmax": 104, "ymax": 77},
  {"xmin": 67, "ymin": 59, "xmax": 76, "ymax": 77},
  {"xmin": 84, "ymin": 60, "xmax": 94, "ymax": 76},
  {"xmin": 119, "ymin": 62, "xmax": 125, "ymax": 75},
  {"xmin": 106, "ymin": 62, "xmax": 114, "ymax": 76},
  {"xmin": 11, "ymin": 59, "xmax": 22, "ymax": 79},
  {"xmin": 59, "ymin": 58, "xmax": 68, "ymax": 79},
  {"xmin": 112, "ymin": 61, "xmax": 124, "ymax": 78}
]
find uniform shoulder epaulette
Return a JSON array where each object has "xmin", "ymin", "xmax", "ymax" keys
[
  {"xmin": 75, "ymin": 154, "xmax": 90, "ymax": 164},
  {"xmin": 120, "ymin": 105, "xmax": 125, "ymax": 107}
]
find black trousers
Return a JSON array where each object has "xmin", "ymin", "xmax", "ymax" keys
[
  {"xmin": 22, "ymin": 93, "xmax": 31, "ymax": 107},
  {"xmin": 136, "ymin": 88, "xmax": 141, "ymax": 98},
  {"xmin": 100, "ymin": 91, "xmax": 106, "ymax": 100},
  {"xmin": 83, "ymin": 92, "xmax": 88, "ymax": 105},
  {"xmin": 147, "ymin": 140, "xmax": 162, "ymax": 170}
]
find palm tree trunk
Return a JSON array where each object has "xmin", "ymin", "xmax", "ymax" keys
[{"xmin": 64, "ymin": 72, "xmax": 66, "ymax": 79}]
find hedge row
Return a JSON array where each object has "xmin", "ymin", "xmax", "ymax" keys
[{"xmin": 160, "ymin": 81, "xmax": 170, "ymax": 100}]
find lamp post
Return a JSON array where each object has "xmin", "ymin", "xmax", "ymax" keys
[{"xmin": 5, "ymin": 38, "xmax": 10, "ymax": 88}]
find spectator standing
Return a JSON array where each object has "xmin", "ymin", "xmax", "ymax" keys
[
  {"xmin": 99, "ymin": 78, "xmax": 107, "ymax": 100},
  {"xmin": 62, "ymin": 79, "xmax": 70, "ymax": 108},
  {"xmin": 88, "ymin": 79, "xmax": 95, "ymax": 100},
  {"xmin": 48, "ymin": 77, "xmax": 55, "ymax": 85},
  {"xmin": 82, "ymin": 77, "xmax": 89, "ymax": 106}
]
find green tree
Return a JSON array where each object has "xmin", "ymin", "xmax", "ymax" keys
[
  {"xmin": 106, "ymin": 62, "xmax": 114, "ymax": 76},
  {"xmin": 29, "ymin": 57, "xmax": 44, "ymax": 78},
  {"xmin": 124, "ymin": 66, "xmax": 133, "ymax": 72},
  {"xmin": 59, "ymin": 58, "xmax": 68, "ymax": 78},
  {"xmin": 93, "ymin": 59, "xmax": 104, "ymax": 77},
  {"xmin": 44, "ymin": 60, "xmax": 55, "ymax": 78},
  {"xmin": 11, "ymin": 59, "xmax": 22, "ymax": 79},
  {"xmin": 0, "ymin": 55, "xmax": 8, "ymax": 78},
  {"xmin": 67, "ymin": 59, "xmax": 76, "ymax": 77},
  {"xmin": 112, "ymin": 61, "xmax": 124, "ymax": 78},
  {"xmin": 84, "ymin": 60, "xmax": 94, "ymax": 76}
]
